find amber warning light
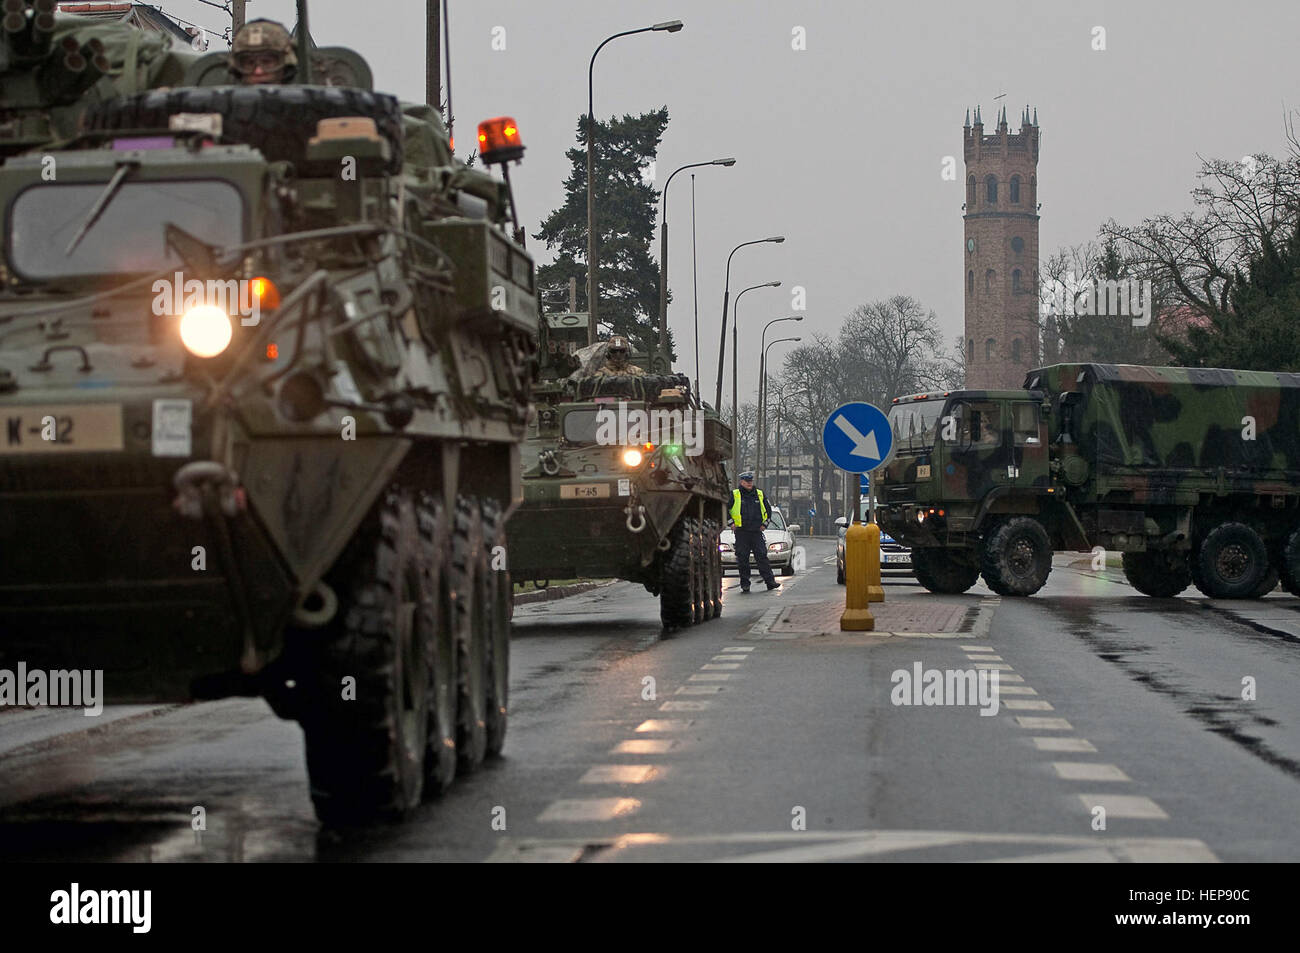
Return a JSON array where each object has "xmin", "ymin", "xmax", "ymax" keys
[{"xmin": 477, "ymin": 117, "xmax": 524, "ymax": 165}]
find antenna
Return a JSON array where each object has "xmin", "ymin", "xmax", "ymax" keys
[
  {"xmin": 443, "ymin": 0, "xmax": 454, "ymax": 148},
  {"xmin": 295, "ymin": 0, "xmax": 312, "ymax": 83}
]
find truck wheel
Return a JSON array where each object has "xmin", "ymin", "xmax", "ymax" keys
[
  {"xmin": 452, "ymin": 496, "xmax": 489, "ymax": 772},
  {"xmin": 1249, "ymin": 567, "xmax": 1279, "ymax": 599},
  {"xmin": 690, "ymin": 518, "xmax": 707, "ymax": 625},
  {"xmin": 481, "ymin": 499, "xmax": 510, "ymax": 757},
  {"xmin": 912, "ymin": 548, "xmax": 980, "ymax": 594},
  {"xmin": 659, "ymin": 518, "xmax": 694, "ymax": 632},
  {"xmin": 83, "ymin": 85, "xmax": 405, "ymax": 174},
  {"xmin": 980, "ymin": 517, "xmax": 1053, "ymax": 597},
  {"xmin": 419, "ymin": 494, "xmax": 458, "ymax": 796},
  {"xmin": 836, "ymin": 557, "xmax": 845, "ymax": 585},
  {"xmin": 703, "ymin": 519, "xmax": 722, "ymax": 619},
  {"xmin": 1121, "ymin": 550, "xmax": 1191, "ymax": 597},
  {"xmin": 301, "ymin": 488, "xmax": 431, "ymax": 825},
  {"xmin": 1279, "ymin": 527, "xmax": 1300, "ymax": 596},
  {"xmin": 1193, "ymin": 522, "xmax": 1268, "ymax": 599}
]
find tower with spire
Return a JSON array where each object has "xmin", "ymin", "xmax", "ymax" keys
[{"xmin": 962, "ymin": 103, "xmax": 1041, "ymax": 389}]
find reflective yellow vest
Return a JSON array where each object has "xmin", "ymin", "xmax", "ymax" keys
[{"xmin": 730, "ymin": 488, "xmax": 769, "ymax": 528}]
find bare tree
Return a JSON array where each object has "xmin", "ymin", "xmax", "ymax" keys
[{"xmin": 837, "ymin": 296, "xmax": 951, "ymax": 405}]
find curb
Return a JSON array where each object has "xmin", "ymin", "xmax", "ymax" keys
[{"xmin": 513, "ymin": 580, "xmax": 613, "ymax": 606}]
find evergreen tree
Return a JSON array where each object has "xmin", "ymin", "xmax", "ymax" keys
[{"xmin": 535, "ymin": 108, "xmax": 671, "ymax": 354}]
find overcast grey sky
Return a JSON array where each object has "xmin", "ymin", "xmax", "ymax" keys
[{"xmin": 167, "ymin": 0, "xmax": 1297, "ymax": 406}]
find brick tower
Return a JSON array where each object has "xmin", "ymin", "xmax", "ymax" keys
[{"xmin": 962, "ymin": 104, "xmax": 1040, "ymax": 389}]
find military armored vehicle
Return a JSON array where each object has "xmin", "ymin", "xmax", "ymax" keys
[
  {"xmin": 506, "ymin": 313, "xmax": 733, "ymax": 631},
  {"xmin": 0, "ymin": 1, "xmax": 536, "ymax": 824},
  {"xmin": 877, "ymin": 363, "xmax": 1300, "ymax": 600}
]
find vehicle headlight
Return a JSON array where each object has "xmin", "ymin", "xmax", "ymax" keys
[
  {"xmin": 622, "ymin": 448, "xmax": 643, "ymax": 467},
  {"xmin": 916, "ymin": 510, "xmax": 927, "ymax": 524},
  {"xmin": 768, "ymin": 541, "xmax": 790, "ymax": 553},
  {"xmin": 719, "ymin": 543, "xmax": 733, "ymax": 553},
  {"xmin": 180, "ymin": 304, "xmax": 233, "ymax": 358}
]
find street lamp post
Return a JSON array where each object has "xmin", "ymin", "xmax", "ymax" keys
[
  {"xmin": 731, "ymin": 281, "xmax": 780, "ymax": 481},
  {"xmin": 758, "ymin": 315, "xmax": 803, "ymax": 482},
  {"xmin": 658, "ymin": 157, "xmax": 734, "ymax": 358},
  {"xmin": 586, "ymin": 19, "xmax": 683, "ymax": 345},
  {"xmin": 773, "ymin": 386, "xmax": 809, "ymax": 515},
  {"xmin": 714, "ymin": 235, "xmax": 784, "ymax": 410}
]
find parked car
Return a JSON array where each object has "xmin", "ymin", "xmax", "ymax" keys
[
  {"xmin": 720, "ymin": 506, "xmax": 799, "ymax": 576},
  {"xmin": 836, "ymin": 498, "xmax": 912, "ymax": 584}
]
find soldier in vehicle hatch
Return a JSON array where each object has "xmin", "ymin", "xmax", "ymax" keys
[
  {"xmin": 228, "ymin": 20, "xmax": 297, "ymax": 85},
  {"xmin": 594, "ymin": 336, "xmax": 646, "ymax": 377}
]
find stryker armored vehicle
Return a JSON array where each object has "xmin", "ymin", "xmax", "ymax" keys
[
  {"xmin": 506, "ymin": 313, "xmax": 733, "ymax": 631},
  {"xmin": 877, "ymin": 362, "xmax": 1300, "ymax": 600},
  {"xmin": 0, "ymin": 1, "xmax": 537, "ymax": 824}
]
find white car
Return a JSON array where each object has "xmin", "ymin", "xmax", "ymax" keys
[{"xmin": 720, "ymin": 506, "xmax": 800, "ymax": 576}]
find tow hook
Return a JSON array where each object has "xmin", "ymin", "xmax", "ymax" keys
[
  {"xmin": 626, "ymin": 503, "xmax": 647, "ymax": 533},
  {"xmin": 540, "ymin": 449, "xmax": 560, "ymax": 476},
  {"xmin": 173, "ymin": 461, "xmax": 245, "ymax": 519}
]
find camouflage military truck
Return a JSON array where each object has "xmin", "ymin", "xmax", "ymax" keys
[
  {"xmin": 878, "ymin": 363, "xmax": 1300, "ymax": 600},
  {"xmin": 0, "ymin": 1, "xmax": 537, "ymax": 824},
  {"xmin": 506, "ymin": 314, "xmax": 733, "ymax": 631}
]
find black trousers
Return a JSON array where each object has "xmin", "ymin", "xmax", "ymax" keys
[{"xmin": 734, "ymin": 529, "xmax": 775, "ymax": 588}]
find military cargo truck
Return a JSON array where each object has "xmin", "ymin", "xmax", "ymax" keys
[
  {"xmin": 878, "ymin": 363, "xmax": 1300, "ymax": 599},
  {"xmin": 506, "ymin": 314, "xmax": 733, "ymax": 631},
  {"xmin": 0, "ymin": 2, "xmax": 536, "ymax": 823}
]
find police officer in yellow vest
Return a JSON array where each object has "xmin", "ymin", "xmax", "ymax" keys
[{"xmin": 730, "ymin": 470, "xmax": 779, "ymax": 592}]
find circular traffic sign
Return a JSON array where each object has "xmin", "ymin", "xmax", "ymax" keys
[{"xmin": 822, "ymin": 401, "xmax": 894, "ymax": 474}]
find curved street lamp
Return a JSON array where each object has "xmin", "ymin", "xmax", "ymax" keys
[
  {"xmin": 714, "ymin": 235, "xmax": 784, "ymax": 409},
  {"xmin": 586, "ymin": 19, "xmax": 684, "ymax": 344},
  {"xmin": 773, "ymin": 383, "xmax": 809, "ymax": 515},
  {"xmin": 731, "ymin": 280, "xmax": 780, "ymax": 480},
  {"xmin": 658, "ymin": 157, "xmax": 735, "ymax": 357},
  {"xmin": 759, "ymin": 315, "xmax": 803, "ymax": 481}
]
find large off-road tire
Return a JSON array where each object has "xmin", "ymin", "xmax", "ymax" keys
[
  {"xmin": 1249, "ymin": 567, "xmax": 1279, "ymax": 599},
  {"xmin": 452, "ymin": 496, "xmax": 489, "ymax": 772},
  {"xmin": 912, "ymin": 547, "xmax": 981, "ymax": 594},
  {"xmin": 980, "ymin": 517, "xmax": 1053, "ymax": 597},
  {"xmin": 419, "ymin": 494, "xmax": 458, "ymax": 796},
  {"xmin": 689, "ymin": 517, "xmax": 706, "ymax": 625},
  {"xmin": 1193, "ymin": 521, "xmax": 1269, "ymax": 599},
  {"xmin": 660, "ymin": 518, "xmax": 694, "ymax": 632},
  {"xmin": 706, "ymin": 519, "xmax": 723, "ymax": 619},
  {"xmin": 481, "ymin": 499, "xmax": 510, "ymax": 758},
  {"xmin": 301, "ymin": 488, "xmax": 432, "ymax": 825},
  {"xmin": 82, "ymin": 85, "xmax": 405, "ymax": 174},
  {"xmin": 1121, "ymin": 550, "xmax": 1191, "ymax": 598},
  {"xmin": 1279, "ymin": 527, "xmax": 1300, "ymax": 596}
]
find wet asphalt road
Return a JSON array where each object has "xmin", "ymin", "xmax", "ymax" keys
[{"xmin": 2, "ymin": 538, "xmax": 1299, "ymax": 862}]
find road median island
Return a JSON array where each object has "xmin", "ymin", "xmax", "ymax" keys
[
  {"xmin": 513, "ymin": 580, "xmax": 615, "ymax": 606},
  {"xmin": 749, "ymin": 598, "xmax": 977, "ymax": 639}
]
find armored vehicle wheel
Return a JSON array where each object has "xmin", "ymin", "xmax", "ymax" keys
[
  {"xmin": 83, "ymin": 85, "xmax": 405, "ymax": 174},
  {"xmin": 706, "ymin": 520, "xmax": 723, "ymax": 619},
  {"xmin": 660, "ymin": 518, "xmax": 695, "ymax": 632},
  {"xmin": 980, "ymin": 517, "xmax": 1052, "ymax": 597},
  {"xmin": 689, "ymin": 518, "xmax": 706, "ymax": 625},
  {"xmin": 1249, "ymin": 567, "xmax": 1279, "ymax": 599},
  {"xmin": 1193, "ymin": 522, "xmax": 1268, "ymax": 599},
  {"xmin": 1279, "ymin": 527, "xmax": 1300, "ymax": 596},
  {"xmin": 481, "ymin": 499, "xmax": 510, "ymax": 757},
  {"xmin": 419, "ymin": 495, "xmax": 459, "ymax": 797},
  {"xmin": 1121, "ymin": 550, "xmax": 1191, "ymax": 597},
  {"xmin": 912, "ymin": 548, "xmax": 980, "ymax": 594},
  {"xmin": 301, "ymin": 488, "xmax": 432, "ymax": 825},
  {"xmin": 452, "ymin": 496, "xmax": 489, "ymax": 772}
]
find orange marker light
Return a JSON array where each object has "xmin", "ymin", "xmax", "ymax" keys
[
  {"xmin": 477, "ymin": 116, "xmax": 525, "ymax": 165},
  {"xmin": 266, "ymin": 342, "xmax": 279, "ymax": 360},
  {"xmin": 250, "ymin": 276, "xmax": 281, "ymax": 311}
]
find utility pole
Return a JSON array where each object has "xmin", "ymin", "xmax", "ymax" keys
[
  {"xmin": 232, "ymin": 0, "xmax": 246, "ymax": 34},
  {"xmin": 426, "ymin": 0, "xmax": 439, "ymax": 108}
]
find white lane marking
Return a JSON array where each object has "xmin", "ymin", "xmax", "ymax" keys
[
  {"xmin": 725, "ymin": 646, "xmax": 756, "ymax": 652},
  {"xmin": 966, "ymin": 654, "xmax": 1003, "ymax": 662},
  {"xmin": 675, "ymin": 685, "xmax": 725, "ymax": 694},
  {"xmin": 689, "ymin": 673, "xmax": 733, "ymax": 682},
  {"xmin": 636, "ymin": 719, "xmax": 691, "ymax": 732},
  {"xmin": 995, "ymin": 673, "xmax": 1025, "ymax": 683},
  {"xmin": 712, "ymin": 655, "xmax": 749, "ymax": 662},
  {"xmin": 701, "ymin": 663, "xmax": 741, "ymax": 670},
  {"xmin": 580, "ymin": 764, "xmax": 660, "ymax": 784},
  {"xmin": 997, "ymin": 685, "xmax": 1039, "ymax": 696},
  {"xmin": 1032, "ymin": 737, "xmax": 1097, "ymax": 752},
  {"xmin": 960, "ymin": 645, "xmax": 995, "ymax": 651},
  {"xmin": 659, "ymin": 700, "xmax": 710, "ymax": 711},
  {"xmin": 975, "ymin": 662, "xmax": 1013, "ymax": 671},
  {"xmin": 537, "ymin": 798, "xmax": 641, "ymax": 822},
  {"xmin": 611, "ymin": 739, "xmax": 677, "ymax": 754},
  {"xmin": 1077, "ymin": 794, "xmax": 1168, "ymax": 819},
  {"xmin": 1016, "ymin": 716, "xmax": 1073, "ymax": 730},
  {"xmin": 1052, "ymin": 762, "xmax": 1130, "ymax": 782},
  {"xmin": 1004, "ymin": 700, "xmax": 1055, "ymax": 711}
]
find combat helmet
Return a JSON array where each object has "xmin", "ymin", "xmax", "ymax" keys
[{"xmin": 228, "ymin": 19, "xmax": 298, "ymax": 82}]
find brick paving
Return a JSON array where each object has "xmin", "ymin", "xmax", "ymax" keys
[{"xmin": 769, "ymin": 600, "xmax": 969, "ymax": 635}]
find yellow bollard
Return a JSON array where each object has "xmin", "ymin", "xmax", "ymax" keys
[
  {"xmin": 864, "ymin": 522, "xmax": 885, "ymax": 603},
  {"xmin": 840, "ymin": 522, "xmax": 875, "ymax": 631}
]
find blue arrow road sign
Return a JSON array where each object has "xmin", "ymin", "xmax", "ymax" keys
[
  {"xmin": 822, "ymin": 401, "xmax": 894, "ymax": 474},
  {"xmin": 859, "ymin": 473, "xmax": 870, "ymax": 494}
]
